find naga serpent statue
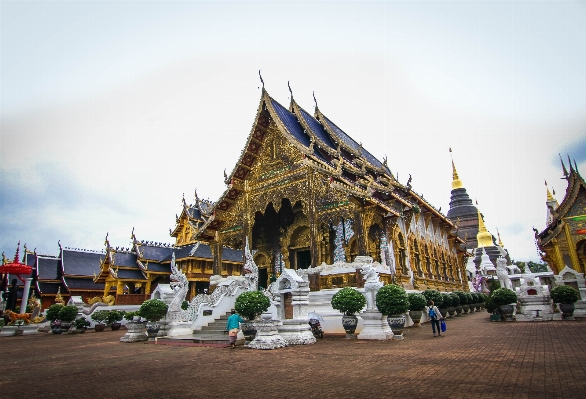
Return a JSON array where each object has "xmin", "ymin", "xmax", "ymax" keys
[{"xmin": 167, "ymin": 239, "xmax": 259, "ymax": 323}]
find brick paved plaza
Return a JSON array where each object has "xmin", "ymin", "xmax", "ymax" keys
[{"xmin": 1, "ymin": 311, "xmax": 585, "ymax": 399}]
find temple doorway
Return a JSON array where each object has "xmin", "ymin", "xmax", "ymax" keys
[
  {"xmin": 296, "ymin": 250, "xmax": 311, "ymax": 269},
  {"xmin": 258, "ymin": 267, "xmax": 268, "ymax": 289}
]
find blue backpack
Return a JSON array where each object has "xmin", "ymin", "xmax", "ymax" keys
[{"xmin": 428, "ymin": 307, "xmax": 436, "ymax": 319}]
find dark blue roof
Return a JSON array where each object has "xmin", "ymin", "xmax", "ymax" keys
[
  {"xmin": 321, "ymin": 115, "xmax": 386, "ymax": 171},
  {"xmin": 188, "ymin": 206, "xmax": 203, "ymax": 220},
  {"xmin": 140, "ymin": 245, "xmax": 174, "ymax": 262},
  {"xmin": 116, "ymin": 269, "xmax": 147, "ymax": 280},
  {"xmin": 222, "ymin": 248, "xmax": 243, "ymax": 263},
  {"xmin": 113, "ymin": 252, "xmax": 138, "ymax": 268},
  {"xmin": 145, "ymin": 262, "xmax": 169, "ymax": 273},
  {"xmin": 64, "ymin": 277, "xmax": 109, "ymax": 291},
  {"xmin": 26, "ymin": 254, "xmax": 37, "ymax": 267},
  {"xmin": 62, "ymin": 250, "xmax": 104, "ymax": 277},
  {"xmin": 271, "ymin": 99, "xmax": 311, "ymax": 147},
  {"xmin": 37, "ymin": 281, "xmax": 64, "ymax": 294},
  {"xmin": 37, "ymin": 257, "xmax": 61, "ymax": 280},
  {"xmin": 298, "ymin": 107, "xmax": 336, "ymax": 150}
]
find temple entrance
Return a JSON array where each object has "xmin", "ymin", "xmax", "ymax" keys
[
  {"xmin": 296, "ymin": 250, "xmax": 311, "ymax": 269},
  {"xmin": 258, "ymin": 267, "xmax": 268, "ymax": 289}
]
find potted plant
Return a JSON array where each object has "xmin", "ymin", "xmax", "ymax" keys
[
  {"xmin": 454, "ymin": 291, "xmax": 467, "ymax": 315},
  {"xmin": 448, "ymin": 292, "xmax": 460, "ymax": 316},
  {"xmin": 235, "ymin": 291, "xmax": 271, "ymax": 342},
  {"xmin": 422, "ymin": 289, "xmax": 443, "ymax": 308},
  {"xmin": 139, "ymin": 299, "xmax": 169, "ymax": 339},
  {"xmin": 58, "ymin": 305, "xmax": 78, "ymax": 332},
  {"xmin": 470, "ymin": 292, "xmax": 479, "ymax": 311},
  {"xmin": 46, "ymin": 304, "xmax": 64, "ymax": 334},
  {"xmin": 73, "ymin": 317, "xmax": 91, "ymax": 333},
  {"xmin": 441, "ymin": 292, "xmax": 453, "ymax": 318},
  {"xmin": 376, "ymin": 284, "xmax": 410, "ymax": 339},
  {"xmin": 491, "ymin": 288, "xmax": 517, "ymax": 321},
  {"xmin": 550, "ymin": 285, "xmax": 580, "ymax": 319},
  {"xmin": 106, "ymin": 309, "xmax": 125, "ymax": 330},
  {"xmin": 331, "ymin": 287, "xmax": 366, "ymax": 338},
  {"xmin": 91, "ymin": 310, "xmax": 110, "ymax": 332},
  {"xmin": 407, "ymin": 292, "xmax": 426, "ymax": 327}
]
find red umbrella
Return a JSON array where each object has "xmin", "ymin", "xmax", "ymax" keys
[{"xmin": 0, "ymin": 242, "xmax": 32, "ymax": 283}]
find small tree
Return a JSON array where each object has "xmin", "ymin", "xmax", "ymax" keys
[
  {"xmin": 422, "ymin": 289, "xmax": 444, "ymax": 307},
  {"xmin": 376, "ymin": 284, "xmax": 410, "ymax": 316},
  {"xmin": 46, "ymin": 304, "xmax": 64, "ymax": 322},
  {"xmin": 234, "ymin": 291, "xmax": 270, "ymax": 320},
  {"xmin": 441, "ymin": 292, "xmax": 453, "ymax": 307},
  {"xmin": 449, "ymin": 292, "xmax": 460, "ymax": 307},
  {"xmin": 331, "ymin": 287, "xmax": 366, "ymax": 316},
  {"xmin": 454, "ymin": 291, "xmax": 468, "ymax": 305},
  {"xmin": 91, "ymin": 310, "xmax": 110, "ymax": 324},
  {"xmin": 58, "ymin": 305, "xmax": 79, "ymax": 323},
  {"xmin": 106, "ymin": 309, "xmax": 125, "ymax": 325},
  {"xmin": 407, "ymin": 293, "xmax": 427, "ymax": 311},
  {"xmin": 139, "ymin": 299, "xmax": 169, "ymax": 323},
  {"xmin": 491, "ymin": 288, "xmax": 517, "ymax": 306},
  {"xmin": 550, "ymin": 285, "xmax": 580, "ymax": 304}
]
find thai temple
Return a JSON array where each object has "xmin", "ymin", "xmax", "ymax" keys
[
  {"xmin": 2, "ymin": 87, "xmax": 478, "ymax": 310},
  {"xmin": 536, "ymin": 157, "xmax": 586, "ymax": 275}
]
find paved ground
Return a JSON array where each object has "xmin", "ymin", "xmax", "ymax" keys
[{"xmin": 1, "ymin": 311, "xmax": 585, "ymax": 399}]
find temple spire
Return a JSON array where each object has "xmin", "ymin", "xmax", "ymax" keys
[
  {"xmin": 449, "ymin": 148, "xmax": 463, "ymax": 189},
  {"xmin": 497, "ymin": 228, "xmax": 504, "ymax": 248},
  {"xmin": 476, "ymin": 209, "xmax": 493, "ymax": 247}
]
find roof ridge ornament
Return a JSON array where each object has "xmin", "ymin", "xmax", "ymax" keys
[
  {"xmin": 259, "ymin": 70, "xmax": 264, "ymax": 89},
  {"xmin": 313, "ymin": 91, "xmax": 318, "ymax": 110},
  {"xmin": 288, "ymin": 80, "xmax": 293, "ymax": 100},
  {"xmin": 560, "ymin": 154, "xmax": 569, "ymax": 179}
]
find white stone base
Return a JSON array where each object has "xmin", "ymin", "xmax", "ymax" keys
[
  {"xmin": 516, "ymin": 303, "xmax": 556, "ymax": 322},
  {"xmin": 357, "ymin": 310, "xmax": 391, "ymax": 340},
  {"xmin": 278, "ymin": 319, "xmax": 316, "ymax": 345},
  {"xmin": 0, "ymin": 325, "xmax": 40, "ymax": 336},
  {"xmin": 248, "ymin": 319, "xmax": 287, "ymax": 350},
  {"xmin": 119, "ymin": 322, "xmax": 148, "ymax": 342},
  {"xmin": 392, "ymin": 334, "xmax": 404, "ymax": 340},
  {"xmin": 165, "ymin": 321, "xmax": 193, "ymax": 337}
]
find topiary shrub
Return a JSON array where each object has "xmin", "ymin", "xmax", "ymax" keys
[
  {"xmin": 441, "ymin": 292, "xmax": 453, "ymax": 307},
  {"xmin": 46, "ymin": 304, "xmax": 64, "ymax": 322},
  {"xmin": 235, "ymin": 291, "xmax": 271, "ymax": 320},
  {"xmin": 550, "ymin": 285, "xmax": 580, "ymax": 304},
  {"xmin": 106, "ymin": 309, "xmax": 125, "ymax": 325},
  {"xmin": 491, "ymin": 288, "xmax": 517, "ymax": 306},
  {"xmin": 74, "ymin": 317, "xmax": 91, "ymax": 329},
  {"xmin": 331, "ymin": 287, "xmax": 366, "ymax": 316},
  {"xmin": 485, "ymin": 296, "xmax": 498, "ymax": 314},
  {"xmin": 58, "ymin": 305, "xmax": 78, "ymax": 323},
  {"xmin": 139, "ymin": 299, "xmax": 169, "ymax": 323},
  {"xmin": 407, "ymin": 293, "xmax": 427, "ymax": 311},
  {"xmin": 465, "ymin": 292, "xmax": 474, "ymax": 305},
  {"xmin": 454, "ymin": 291, "xmax": 468, "ymax": 305},
  {"xmin": 376, "ymin": 284, "xmax": 410, "ymax": 316},
  {"xmin": 422, "ymin": 289, "xmax": 444, "ymax": 307},
  {"xmin": 449, "ymin": 292, "xmax": 460, "ymax": 307},
  {"xmin": 124, "ymin": 311, "xmax": 138, "ymax": 321},
  {"xmin": 91, "ymin": 310, "xmax": 110, "ymax": 324}
]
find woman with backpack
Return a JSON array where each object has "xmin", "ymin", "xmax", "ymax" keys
[{"xmin": 427, "ymin": 300, "xmax": 444, "ymax": 337}]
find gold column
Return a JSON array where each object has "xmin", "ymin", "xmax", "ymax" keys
[
  {"xmin": 103, "ymin": 281, "xmax": 112, "ymax": 297},
  {"xmin": 307, "ymin": 171, "xmax": 319, "ymax": 267},
  {"xmin": 242, "ymin": 179, "xmax": 252, "ymax": 274},
  {"xmin": 551, "ymin": 238, "xmax": 565, "ymax": 274},
  {"xmin": 116, "ymin": 281, "xmax": 124, "ymax": 294},
  {"xmin": 563, "ymin": 223, "xmax": 583, "ymax": 273},
  {"xmin": 145, "ymin": 277, "xmax": 152, "ymax": 295},
  {"xmin": 212, "ymin": 233, "xmax": 222, "ymax": 275},
  {"xmin": 354, "ymin": 208, "xmax": 367, "ymax": 256}
]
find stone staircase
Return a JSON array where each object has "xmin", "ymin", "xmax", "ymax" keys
[{"xmin": 190, "ymin": 311, "xmax": 231, "ymax": 344}]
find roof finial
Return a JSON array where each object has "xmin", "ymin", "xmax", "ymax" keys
[
  {"xmin": 313, "ymin": 91, "xmax": 318, "ymax": 110},
  {"xmin": 258, "ymin": 70, "xmax": 264, "ymax": 89},
  {"xmin": 288, "ymin": 81, "xmax": 293, "ymax": 99},
  {"xmin": 476, "ymin": 208, "xmax": 492, "ymax": 247},
  {"xmin": 545, "ymin": 180, "xmax": 555, "ymax": 201},
  {"xmin": 560, "ymin": 154, "xmax": 569, "ymax": 179},
  {"xmin": 574, "ymin": 159, "xmax": 580, "ymax": 176},
  {"xmin": 14, "ymin": 241, "xmax": 21, "ymax": 264},
  {"xmin": 450, "ymin": 147, "xmax": 463, "ymax": 189},
  {"xmin": 568, "ymin": 154, "xmax": 574, "ymax": 172},
  {"xmin": 497, "ymin": 228, "xmax": 504, "ymax": 247}
]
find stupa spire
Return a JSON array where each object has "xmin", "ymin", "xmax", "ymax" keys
[
  {"xmin": 476, "ymin": 208, "xmax": 493, "ymax": 247},
  {"xmin": 497, "ymin": 228, "xmax": 504, "ymax": 248},
  {"xmin": 450, "ymin": 148, "xmax": 463, "ymax": 189}
]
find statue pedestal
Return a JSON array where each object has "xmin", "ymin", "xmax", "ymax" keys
[
  {"xmin": 165, "ymin": 321, "xmax": 193, "ymax": 337},
  {"xmin": 248, "ymin": 317, "xmax": 287, "ymax": 350},
  {"xmin": 279, "ymin": 319, "xmax": 316, "ymax": 345},
  {"xmin": 119, "ymin": 321, "xmax": 147, "ymax": 342},
  {"xmin": 358, "ymin": 310, "xmax": 391, "ymax": 340}
]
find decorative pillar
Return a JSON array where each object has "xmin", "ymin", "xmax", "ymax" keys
[
  {"xmin": 116, "ymin": 281, "xmax": 124, "ymax": 295},
  {"xmin": 354, "ymin": 207, "xmax": 367, "ymax": 256},
  {"xmin": 145, "ymin": 277, "xmax": 152, "ymax": 295},
  {"xmin": 307, "ymin": 172, "xmax": 319, "ymax": 268},
  {"xmin": 19, "ymin": 278, "xmax": 32, "ymax": 315},
  {"xmin": 212, "ymin": 234, "xmax": 223, "ymax": 275},
  {"xmin": 563, "ymin": 223, "xmax": 583, "ymax": 273},
  {"xmin": 552, "ymin": 238, "xmax": 565, "ymax": 274},
  {"xmin": 242, "ymin": 179, "xmax": 252, "ymax": 275},
  {"xmin": 103, "ymin": 281, "xmax": 113, "ymax": 297}
]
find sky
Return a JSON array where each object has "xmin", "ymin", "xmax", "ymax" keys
[{"xmin": 1, "ymin": 1, "xmax": 585, "ymax": 263}]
